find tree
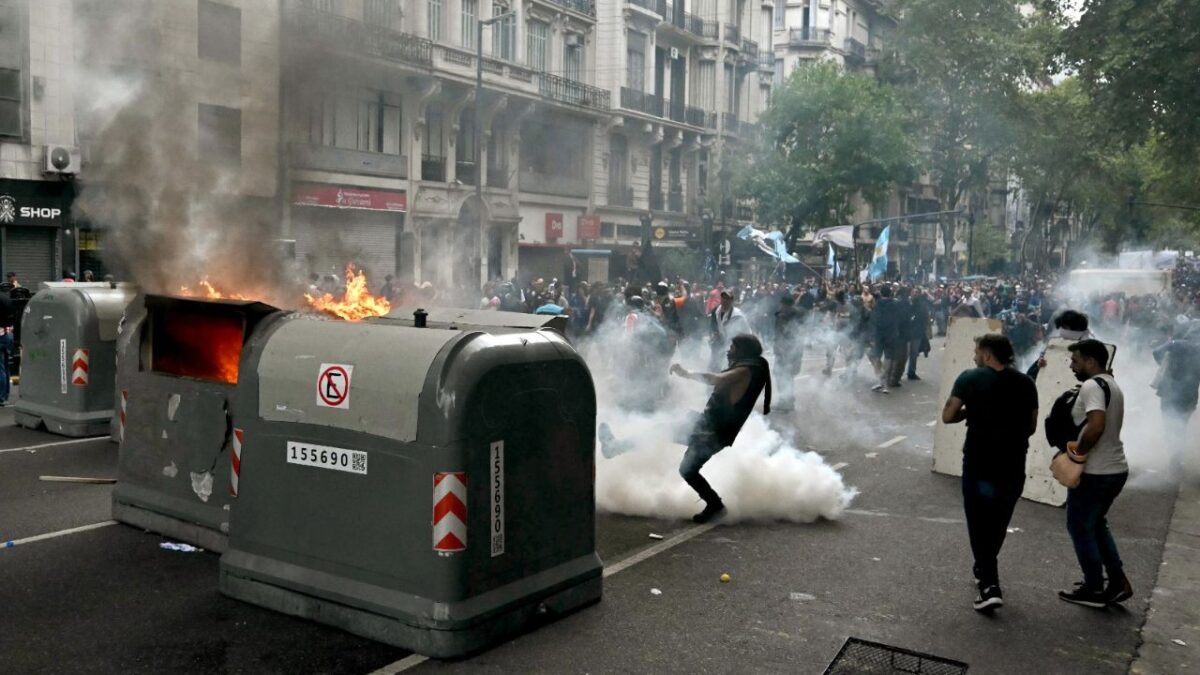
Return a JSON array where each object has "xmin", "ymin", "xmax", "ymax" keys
[
  {"xmin": 735, "ymin": 61, "xmax": 915, "ymax": 247},
  {"xmin": 882, "ymin": 0, "xmax": 1054, "ymax": 266}
]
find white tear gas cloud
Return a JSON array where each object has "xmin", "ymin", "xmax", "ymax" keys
[{"xmin": 584, "ymin": 295, "xmax": 860, "ymax": 523}]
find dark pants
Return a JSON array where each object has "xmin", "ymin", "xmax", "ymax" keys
[
  {"xmin": 680, "ymin": 433, "xmax": 724, "ymax": 507},
  {"xmin": 1066, "ymin": 472, "xmax": 1128, "ymax": 590},
  {"xmin": 906, "ymin": 338, "xmax": 923, "ymax": 377},
  {"xmin": 886, "ymin": 342, "xmax": 907, "ymax": 386},
  {"xmin": 962, "ymin": 474, "xmax": 1024, "ymax": 588},
  {"xmin": 0, "ymin": 332, "xmax": 11, "ymax": 403}
]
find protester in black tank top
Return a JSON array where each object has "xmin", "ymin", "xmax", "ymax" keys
[{"xmin": 669, "ymin": 334, "xmax": 771, "ymax": 523}]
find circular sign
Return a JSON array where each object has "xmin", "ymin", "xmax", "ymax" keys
[
  {"xmin": 654, "ymin": 227, "xmax": 666, "ymax": 240},
  {"xmin": 317, "ymin": 365, "xmax": 350, "ymax": 407}
]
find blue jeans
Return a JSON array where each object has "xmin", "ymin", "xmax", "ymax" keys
[
  {"xmin": 961, "ymin": 474, "xmax": 1024, "ymax": 588},
  {"xmin": 680, "ymin": 433, "xmax": 723, "ymax": 506},
  {"xmin": 0, "ymin": 332, "xmax": 12, "ymax": 403},
  {"xmin": 1066, "ymin": 472, "xmax": 1128, "ymax": 590}
]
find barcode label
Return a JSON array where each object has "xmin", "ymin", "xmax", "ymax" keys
[
  {"xmin": 286, "ymin": 441, "xmax": 367, "ymax": 475},
  {"xmin": 490, "ymin": 441, "xmax": 504, "ymax": 557}
]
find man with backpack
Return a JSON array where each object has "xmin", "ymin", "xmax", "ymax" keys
[
  {"xmin": 942, "ymin": 334, "xmax": 1039, "ymax": 612},
  {"xmin": 1055, "ymin": 339, "xmax": 1133, "ymax": 608}
]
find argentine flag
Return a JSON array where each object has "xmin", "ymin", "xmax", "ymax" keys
[{"xmin": 869, "ymin": 225, "xmax": 890, "ymax": 281}]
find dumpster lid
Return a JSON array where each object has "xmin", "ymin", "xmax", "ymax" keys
[
  {"xmin": 383, "ymin": 306, "xmax": 565, "ymax": 333},
  {"xmin": 31, "ymin": 282, "xmax": 139, "ymax": 341}
]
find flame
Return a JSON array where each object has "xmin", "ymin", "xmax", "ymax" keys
[
  {"xmin": 151, "ymin": 308, "xmax": 244, "ymax": 384},
  {"xmin": 179, "ymin": 277, "xmax": 250, "ymax": 301},
  {"xmin": 304, "ymin": 264, "xmax": 391, "ymax": 321}
]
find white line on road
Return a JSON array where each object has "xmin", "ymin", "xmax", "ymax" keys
[
  {"xmin": 0, "ymin": 436, "xmax": 110, "ymax": 455},
  {"xmin": 372, "ymin": 522, "xmax": 720, "ymax": 674},
  {"xmin": 831, "ymin": 462, "xmax": 849, "ymax": 471},
  {"xmin": 877, "ymin": 435, "xmax": 907, "ymax": 449},
  {"xmin": 926, "ymin": 420, "xmax": 937, "ymax": 427},
  {"xmin": 2, "ymin": 520, "xmax": 117, "ymax": 549}
]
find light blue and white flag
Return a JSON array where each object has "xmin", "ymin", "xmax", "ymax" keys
[{"xmin": 869, "ymin": 225, "xmax": 890, "ymax": 281}]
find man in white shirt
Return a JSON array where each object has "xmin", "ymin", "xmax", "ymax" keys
[
  {"xmin": 1058, "ymin": 338, "xmax": 1133, "ymax": 609},
  {"xmin": 709, "ymin": 288, "xmax": 753, "ymax": 368}
]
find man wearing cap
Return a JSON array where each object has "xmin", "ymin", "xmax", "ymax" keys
[{"xmin": 709, "ymin": 288, "xmax": 753, "ymax": 369}]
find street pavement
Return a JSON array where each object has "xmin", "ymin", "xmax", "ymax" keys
[{"xmin": 1, "ymin": 340, "xmax": 1194, "ymax": 674}]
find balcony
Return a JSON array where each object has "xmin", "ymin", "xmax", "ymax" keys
[
  {"xmin": 787, "ymin": 27, "xmax": 832, "ymax": 46},
  {"xmin": 285, "ymin": 2, "xmax": 432, "ymax": 68},
  {"xmin": 289, "ymin": 143, "xmax": 407, "ymax": 178},
  {"xmin": 701, "ymin": 20, "xmax": 719, "ymax": 39},
  {"xmin": 758, "ymin": 51, "xmax": 775, "ymax": 71},
  {"xmin": 608, "ymin": 184, "xmax": 634, "ymax": 207},
  {"xmin": 665, "ymin": 98, "xmax": 687, "ymax": 124},
  {"xmin": 741, "ymin": 38, "xmax": 759, "ymax": 60},
  {"xmin": 685, "ymin": 105, "xmax": 712, "ymax": 128},
  {"xmin": 620, "ymin": 87, "xmax": 664, "ymax": 117},
  {"xmin": 538, "ymin": 73, "xmax": 610, "ymax": 110},
  {"xmin": 421, "ymin": 155, "xmax": 446, "ymax": 182},
  {"xmin": 845, "ymin": 37, "xmax": 866, "ymax": 62},
  {"xmin": 626, "ymin": 0, "xmax": 659, "ymax": 14},
  {"xmin": 546, "ymin": 0, "xmax": 595, "ymax": 17},
  {"xmin": 649, "ymin": 191, "xmax": 664, "ymax": 211},
  {"xmin": 724, "ymin": 23, "xmax": 741, "ymax": 45},
  {"xmin": 487, "ymin": 164, "xmax": 510, "ymax": 189}
]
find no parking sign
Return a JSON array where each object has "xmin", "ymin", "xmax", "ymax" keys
[{"xmin": 316, "ymin": 363, "xmax": 353, "ymax": 409}]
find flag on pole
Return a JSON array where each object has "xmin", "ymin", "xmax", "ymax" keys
[
  {"xmin": 814, "ymin": 225, "xmax": 854, "ymax": 249},
  {"xmin": 869, "ymin": 225, "xmax": 890, "ymax": 281},
  {"xmin": 827, "ymin": 243, "xmax": 840, "ymax": 278}
]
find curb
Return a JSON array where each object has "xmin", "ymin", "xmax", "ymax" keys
[{"xmin": 1130, "ymin": 481, "xmax": 1200, "ymax": 674}]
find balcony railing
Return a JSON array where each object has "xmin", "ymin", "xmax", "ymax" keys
[
  {"xmin": 538, "ymin": 73, "xmax": 610, "ymax": 110},
  {"xmin": 741, "ymin": 38, "xmax": 759, "ymax": 60},
  {"xmin": 665, "ymin": 98, "xmax": 686, "ymax": 123},
  {"xmin": 487, "ymin": 165, "xmax": 509, "ymax": 189},
  {"xmin": 608, "ymin": 184, "xmax": 634, "ymax": 207},
  {"xmin": 668, "ymin": 190, "xmax": 685, "ymax": 213},
  {"xmin": 844, "ymin": 37, "xmax": 867, "ymax": 61},
  {"xmin": 422, "ymin": 155, "xmax": 446, "ymax": 182},
  {"xmin": 685, "ymin": 13, "xmax": 706, "ymax": 37},
  {"xmin": 685, "ymin": 105, "xmax": 710, "ymax": 128},
  {"xmin": 627, "ymin": 0, "xmax": 659, "ymax": 14},
  {"xmin": 721, "ymin": 112, "xmax": 738, "ymax": 134},
  {"xmin": 758, "ymin": 51, "xmax": 775, "ymax": 70},
  {"xmin": 620, "ymin": 87, "xmax": 664, "ymax": 117},
  {"xmin": 456, "ymin": 160, "xmax": 477, "ymax": 185},
  {"xmin": 285, "ymin": 2, "xmax": 432, "ymax": 67},
  {"xmin": 787, "ymin": 27, "xmax": 832, "ymax": 45},
  {"xmin": 701, "ymin": 20, "xmax": 719, "ymax": 39},
  {"xmin": 548, "ymin": 0, "xmax": 595, "ymax": 17},
  {"xmin": 724, "ymin": 23, "xmax": 740, "ymax": 44}
]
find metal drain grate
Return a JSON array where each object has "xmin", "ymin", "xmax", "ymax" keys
[{"xmin": 824, "ymin": 637, "xmax": 969, "ymax": 675}]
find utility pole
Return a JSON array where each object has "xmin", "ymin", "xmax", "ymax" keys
[{"xmin": 476, "ymin": 11, "xmax": 514, "ymax": 284}]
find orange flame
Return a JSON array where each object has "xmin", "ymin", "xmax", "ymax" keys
[
  {"xmin": 304, "ymin": 264, "xmax": 391, "ymax": 321},
  {"xmin": 179, "ymin": 277, "xmax": 250, "ymax": 301}
]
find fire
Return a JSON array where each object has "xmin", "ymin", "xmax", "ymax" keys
[
  {"xmin": 151, "ymin": 308, "xmax": 244, "ymax": 384},
  {"xmin": 179, "ymin": 277, "xmax": 249, "ymax": 301},
  {"xmin": 304, "ymin": 264, "xmax": 391, "ymax": 321}
]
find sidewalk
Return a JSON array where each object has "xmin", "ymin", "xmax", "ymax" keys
[{"xmin": 1132, "ymin": 481, "xmax": 1200, "ymax": 674}]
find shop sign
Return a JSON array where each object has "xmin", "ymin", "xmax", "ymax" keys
[
  {"xmin": 577, "ymin": 215, "xmax": 600, "ymax": 240},
  {"xmin": 292, "ymin": 183, "xmax": 407, "ymax": 212},
  {"xmin": 545, "ymin": 212, "xmax": 564, "ymax": 240},
  {"xmin": 653, "ymin": 226, "xmax": 698, "ymax": 241},
  {"xmin": 0, "ymin": 180, "xmax": 69, "ymax": 226}
]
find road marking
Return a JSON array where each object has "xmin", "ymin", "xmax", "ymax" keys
[
  {"xmin": 3, "ymin": 520, "xmax": 117, "ymax": 549},
  {"xmin": 371, "ymin": 522, "xmax": 719, "ymax": 673},
  {"xmin": 926, "ymin": 420, "xmax": 937, "ymax": 427},
  {"xmin": 877, "ymin": 435, "xmax": 907, "ymax": 449},
  {"xmin": 0, "ymin": 436, "xmax": 110, "ymax": 455},
  {"xmin": 831, "ymin": 462, "xmax": 848, "ymax": 471}
]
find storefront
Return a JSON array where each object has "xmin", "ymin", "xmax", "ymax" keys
[
  {"xmin": 0, "ymin": 179, "xmax": 72, "ymax": 285},
  {"xmin": 289, "ymin": 182, "xmax": 407, "ymax": 282}
]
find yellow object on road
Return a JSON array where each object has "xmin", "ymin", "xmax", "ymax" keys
[{"xmin": 720, "ymin": 573, "xmax": 731, "ymax": 583}]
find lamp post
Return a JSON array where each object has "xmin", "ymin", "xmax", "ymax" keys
[{"xmin": 475, "ymin": 11, "xmax": 514, "ymax": 286}]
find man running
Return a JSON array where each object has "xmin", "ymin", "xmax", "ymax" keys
[{"xmin": 670, "ymin": 334, "xmax": 772, "ymax": 523}]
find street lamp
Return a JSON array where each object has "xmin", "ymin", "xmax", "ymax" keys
[{"xmin": 475, "ymin": 11, "xmax": 514, "ymax": 284}]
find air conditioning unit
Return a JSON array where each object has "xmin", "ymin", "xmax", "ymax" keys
[
  {"xmin": 670, "ymin": 47, "xmax": 680, "ymax": 60},
  {"xmin": 44, "ymin": 145, "xmax": 81, "ymax": 175},
  {"xmin": 565, "ymin": 33, "xmax": 582, "ymax": 48}
]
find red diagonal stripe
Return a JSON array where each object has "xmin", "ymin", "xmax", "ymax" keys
[
  {"xmin": 72, "ymin": 377, "xmax": 86, "ymax": 385},
  {"xmin": 231, "ymin": 449, "xmax": 241, "ymax": 474},
  {"xmin": 433, "ymin": 492, "xmax": 467, "ymax": 523},
  {"xmin": 434, "ymin": 532, "xmax": 465, "ymax": 551},
  {"xmin": 73, "ymin": 359, "xmax": 89, "ymax": 371}
]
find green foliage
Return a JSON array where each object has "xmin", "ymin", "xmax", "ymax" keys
[
  {"xmin": 734, "ymin": 61, "xmax": 915, "ymax": 241},
  {"xmin": 968, "ymin": 223, "xmax": 1010, "ymax": 273},
  {"xmin": 658, "ymin": 247, "xmax": 705, "ymax": 282}
]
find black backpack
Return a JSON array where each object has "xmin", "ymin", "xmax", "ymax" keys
[{"xmin": 1045, "ymin": 376, "xmax": 1111, "ymax": 452}]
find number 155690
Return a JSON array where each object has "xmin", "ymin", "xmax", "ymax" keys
[{"xmin": 287, "ymin": 441, "xmax": 368, "ymax": 475}]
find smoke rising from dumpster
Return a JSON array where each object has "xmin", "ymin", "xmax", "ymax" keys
[{"xmin": 586, "ymin": 312, "xmax": 859, "ymax": 523}]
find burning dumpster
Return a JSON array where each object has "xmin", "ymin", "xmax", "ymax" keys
[
  {"xmin": 111, "ymin": 294, "xmax": 281, "ymax": 552},
  {"xmin": 382, "ymin": 305, "xmax": 568, "ymax": 336},
  {"xmin": 14, "ymin": 282, "xmax": 138, "ymax": 436},
  {"xmin": 218, "ymin": 316, "xmax": 600, "ymax": 657}
]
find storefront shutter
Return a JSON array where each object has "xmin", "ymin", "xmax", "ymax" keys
[{"xmin": 4, "ymin": 227, "xmax": 56, "ymax": 285}]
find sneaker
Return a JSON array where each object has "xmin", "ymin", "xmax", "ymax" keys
[
  {"xmin": 1103, "ymin": 574, "xmax": 1133, "ymax": 605},
  {"xmin": 973, "ymin": 585, "xmax": 1003, "ymax": 612},
  {"xmin": 692, "ymin": 501, "xmax": 726, "ymax": 524},
  {"xmin": 907, "ymin": 373, "xmax": 921, "ymax": 381},
  {"xmin": 871, "ymin": 384, "xmax": 885, "ymax": 392},
  {"xmin": 1058, "ymin": 584, "xmax": 1108, "ymax": 609}
]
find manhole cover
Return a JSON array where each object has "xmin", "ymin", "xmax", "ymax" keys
[{"xmin": 824, "ymin": 637, "xmax": 968, "ymax": 675}]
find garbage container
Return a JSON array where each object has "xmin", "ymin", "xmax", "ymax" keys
[
  {"xmin": 383, "ymin": 305, "xmax": 567, "ymax": 336},
  {"xmin": 219, "ymin": 316, "xmax": 600, "ymax": 657},
  {"xmin": 14, "ymin": 282, "xmax": 138, "ymax": 436},
  {"xmin": 111, "ymin": 293, "xmax": 281, "ymax": 552}
]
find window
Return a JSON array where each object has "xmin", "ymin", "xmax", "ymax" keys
[
  {"xmin": 526, "ymin": 20, "xmax": 548, "ymax": 70},
  {"xmin": 773, "ymin": 59, "xmax": 784, "ymax": 88},
  {"xmin": 492, "ymin": 7, "xmax": 516, "ymax": 61},
  {"xmin": 198, "ymin": 103, "xmax": 241, "ymax": 167},
  {"xmin": 457, "ymin": 108, "xmax": 476, "ymax": 163},
  {"xmin": 0, "ymin": 69, "xmax": 19, "ymax": 138},
  {"xmin": 461, "ymin": 0, "xmax": 477, "ymax": 49},
  {"xmin": 693, "ymin": 61, "xmax": 715, "ymax": 109},
  {"xmin": 626, "ymin": 33, "xmax": 646, "ymax": 92},
  {"xmin": 364, "ymin": 0, "xmax": 398, "ymax": 27},
  {"xmin": 310, "ymin": 0, "xmax": 338, "ymax": 12},
  {"xmin": 608, "ymin": 134, "xmax": 628, "ymax": 192},
  {"xmin": 198, "ymin": 1, "xmax": 241, "ymax": 65},
  {"xmin": 427, "ymin": 0, "xmax": 442, "ymax": 40},
  {"xmin": 426, "ymin": 109, "xmax": 445, "ymax": 158},
  {"xmin": 307, "ymin": 89, "xmax": 403, "ymax": 155},
  {"xmin": 773, "ymin": 4, "xmax": 783, "ymax": 30},
  {"xmin": 520, "ymin": 117, "xmax": 586, "ymax": 181},
  {"xmin": 724, "ymin": 63, "xmax": 735, "ymax": 113},
  {"xmin": 564, "ymin": 35, "xmax": 583, "ymax": 82}
]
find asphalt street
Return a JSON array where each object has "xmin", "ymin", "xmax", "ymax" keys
[{"xmin": 0, "ymin": 341, "xmax": 1183, "ymax": 674}]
